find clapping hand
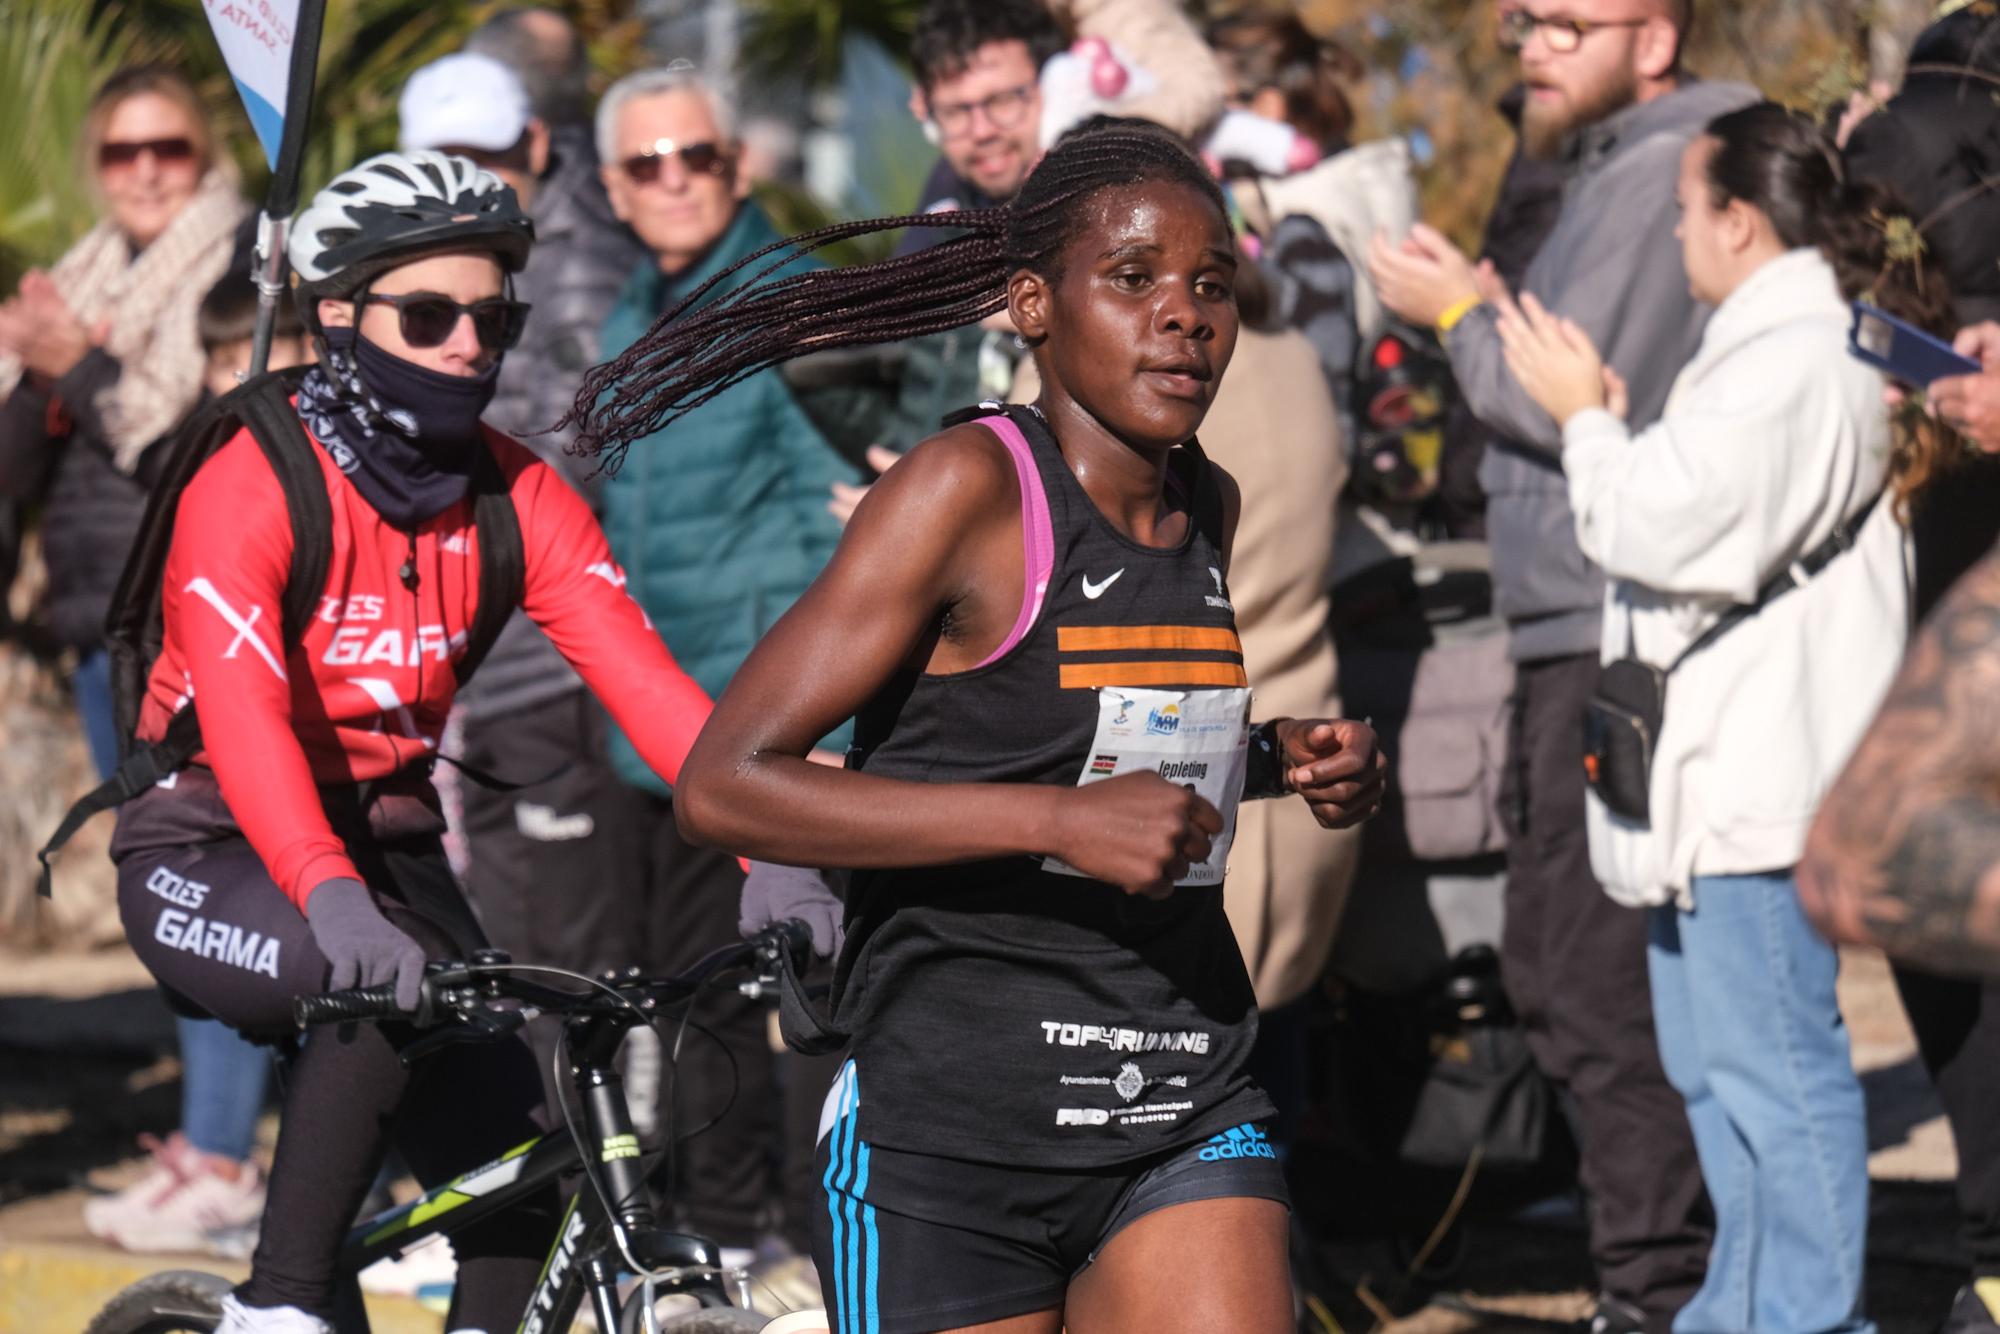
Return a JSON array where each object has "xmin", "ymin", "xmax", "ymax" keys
[
  {"xmin": 1369, "ymin": 223, "xmax": 1481, "ymax": 329},
  {"xmin": 0, "ymin": 271, "xmax": 101, "ymax": 381},
  {"xmin": 1497, "ymin": 292, "xmax": 1625, "ymax": 425}
]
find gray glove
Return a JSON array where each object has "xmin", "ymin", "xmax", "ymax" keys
[
  {"xmin": 739, "ymin": 861, "xmax": 845, "ymax": 960},
  {"xmin": 306, "ymin": 877, "xmax": 427, "ymax": 1011}
]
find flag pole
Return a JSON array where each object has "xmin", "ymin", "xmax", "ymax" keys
[{"xmin": 248, "ymin": 0, "xmax": 328, "ymax": 377}]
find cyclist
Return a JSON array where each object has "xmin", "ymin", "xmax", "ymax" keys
[
  {"xmin": 579, "ymin": 118, "xmax": 1387, "ymax": 1334},
  {"xmin": 107, "ymin": 151, "xmax": 714, "ymax": 1334}
]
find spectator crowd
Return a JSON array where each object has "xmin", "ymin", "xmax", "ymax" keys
[{"xmin": 11, "ymin": 0, "xmax": 2000, "ymax": 1329}]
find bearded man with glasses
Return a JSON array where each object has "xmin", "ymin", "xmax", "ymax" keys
[
  {"xmin": 1368, "ymin": 5, "xmax": 1759, "ymax": 1332},
  {"xmin": 588, "ymin": 61, "xmax": 863, "ymax": 1277}
]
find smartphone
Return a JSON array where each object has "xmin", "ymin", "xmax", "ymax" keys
[{"xmin": 1849, "ymin": 302, "xmax": 1981, "ymax": 386}]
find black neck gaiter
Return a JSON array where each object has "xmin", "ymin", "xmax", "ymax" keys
[{"xmin": 297, "ymin": 328, "xmax": 501, "ymax": 530}]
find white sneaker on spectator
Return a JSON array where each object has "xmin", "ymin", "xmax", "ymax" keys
[
  {"xmin": 214, "ymin": 1293, "xmax": 331, "ymax": 1333},
  {"xmin": 83, "ymin": 1132, "xmax": 266, "ymax": 1256}
]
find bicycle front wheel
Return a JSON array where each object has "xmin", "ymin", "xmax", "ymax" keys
[{"xmin": 84, "ymin": 1269, "xmax": 232, "ymax": 1334}]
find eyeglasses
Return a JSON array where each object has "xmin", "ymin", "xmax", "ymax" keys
[
  {"xmin": 929, "ymin": 84, "xmax": 1035, "ymax": 138},
  {"xmin": 99, "ymin": 137, "xmax": 197, "ymax": 170},
  {"xmin": 618, "ymin": 139, "xmax": 729, "ymax": 185},
  {"xmin": 1500, "ymin": 10, "xmax": 1652, "ymax": 53},
  {"xmin": 361, "ymin": 293, "xmax": 532, "ymax": 350}
]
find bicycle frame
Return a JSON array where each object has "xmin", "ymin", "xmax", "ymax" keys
[{"xmin": 333, "ymin": 1023, "xmax": 733, "ymax": 1333}]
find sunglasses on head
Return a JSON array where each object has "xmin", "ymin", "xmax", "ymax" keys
[
  {"xmin": 619, "ymin": 140, "xmax": 728, "ymax": 185},
  {"xmin": 361, "ymin": 292, "xmax": 532, "ymax": 351},
  {"xmin": 99, "ymin": 137, "xmax": 197, "ymax": 169}
]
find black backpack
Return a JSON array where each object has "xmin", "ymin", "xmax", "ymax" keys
[{"xmin": 36, "ymin": 366, "xmax": 524, "ymax": 893}]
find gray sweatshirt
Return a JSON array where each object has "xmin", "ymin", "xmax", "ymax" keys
[{"xmin": 1450, "ymin": 78, "xmax": 1758, "ymax": 663}]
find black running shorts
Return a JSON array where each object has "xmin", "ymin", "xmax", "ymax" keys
[{"xmin": 809, "ymin": 1060, "xmax": 1290, "ymax": 1333}]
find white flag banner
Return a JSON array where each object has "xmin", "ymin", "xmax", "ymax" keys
[{"xmin": 201, "ymin": 0, "xmax": 301, "ymax": 168}]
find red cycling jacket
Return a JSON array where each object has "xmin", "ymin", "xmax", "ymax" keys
[{"xmin": 138, "ymin": 419, "xmax": 713, "ymax": 910}]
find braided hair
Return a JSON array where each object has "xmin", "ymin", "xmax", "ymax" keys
[{"xmin": 571, "ymin": 117, "xmax": 1228, "ymax": 469}]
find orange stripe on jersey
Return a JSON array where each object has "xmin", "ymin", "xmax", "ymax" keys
[
  {"xmin": 1057, "ymin": 625, "xmax": 1244, "ymax": 656},
  {"xmin": 1059, "ymin": 661, "xmax": 1250, "ymax": 689}
]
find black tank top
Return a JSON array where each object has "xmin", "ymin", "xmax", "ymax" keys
[{"xmin": 831, "ymin": 404, "xmax": 1272, "ymax": 1167}]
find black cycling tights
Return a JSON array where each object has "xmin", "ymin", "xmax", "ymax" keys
[{"xmin": 118, "ymin": 834, "xmax": 557, "ymax": 1330}]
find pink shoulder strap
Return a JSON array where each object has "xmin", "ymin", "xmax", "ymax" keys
[{"xmin": 973, "ymin": 414, "xmax": 1055, "ymax": 669}]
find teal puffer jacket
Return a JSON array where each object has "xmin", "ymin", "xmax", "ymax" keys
[{"xmin": 598, "ymin": 202, "xmax": 859, "ymax": 794}]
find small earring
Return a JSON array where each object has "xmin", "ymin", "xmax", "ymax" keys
[{"xmin": 1014, "ymin": 333, "xmax": 1029, "ymax": 350}]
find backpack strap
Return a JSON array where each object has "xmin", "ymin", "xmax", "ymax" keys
[
  {"xmin": 237, "ymin": 376, "xmax": 333, "ymax": 647},
  {"xmin": 41, "ymin": 369, "xmax": 319, "ymax": 895},
  {"xmin": 457, "ymin": 440, "xmax": 524, "ymax": 687}
]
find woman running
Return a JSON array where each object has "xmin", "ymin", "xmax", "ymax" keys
[
  {"xmin": 109, "ymin": 151, "xmax": 715, "ymax": 1334},
  {"xmin": 578, "ymin": 117, "xmax": 1387, "ymax": 1334}
]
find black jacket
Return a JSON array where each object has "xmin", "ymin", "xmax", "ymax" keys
[
  {"xmin": 1847, "ymin": 10, "xmax": 2000, "ymax": 619},
  {"xmin": 1845, "ymin": 10, "xmax": 2000, "ymax": 327},
  {"xmin": 460, "ymin": 124, "xmax": 647, "ymax": 722},
  {"xmin": 0, "ymin": 351, "xmax": 159, "ymax": 651}
]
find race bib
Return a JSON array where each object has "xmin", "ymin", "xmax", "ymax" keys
[{"xmin": 1045, "ymin": 686, "xmax": 1252, "ymax": 887}]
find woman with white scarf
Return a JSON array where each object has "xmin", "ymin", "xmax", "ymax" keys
[
  {"xmin": 0, "ymin": 64, "xmax": 264, "ymax": 1257},
  {"xmin": 1496, "ymin": 103, "xmax": 1956, "ymax": 1333},
  {"xmin": 0, "ymin": 64, "xmax": 245, "ymax": 765}
]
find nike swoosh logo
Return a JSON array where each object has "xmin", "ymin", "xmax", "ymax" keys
[{"xmin": 1081, "ymin": 569, "xmax": 1125, "ymax": 600}]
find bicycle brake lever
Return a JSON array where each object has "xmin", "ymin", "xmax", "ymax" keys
[{"xmin": 397, "ymin": 1004, "xmax": 529, "ymax": 1068}]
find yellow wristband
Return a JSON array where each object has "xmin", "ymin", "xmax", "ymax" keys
[{"xmin": 1436, "ymin": 295, "xmax": 1482, "ymax": 334}]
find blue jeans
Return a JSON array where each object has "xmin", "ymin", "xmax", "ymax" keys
[
  {"xmin": 71, "ymin": 647, "xmax": 121, "ymax": 782},
  {"xmin": 176, "ymin": 1015, "xmax": 272, "ymax": 1161},
  {"xmin": 1649, "ymin": 873, "xmax": 1873, "ymax": 1334},
  {"xmin": 77, "ymin": 649, "xmax": 273, "ymax": 1159}
]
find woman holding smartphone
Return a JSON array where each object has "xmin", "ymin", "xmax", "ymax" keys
[{"xmin": 1497, "ymin": 102, "xmax": 1952, "ymax": 1334}]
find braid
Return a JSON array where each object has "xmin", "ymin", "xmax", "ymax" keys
[{"xmin": 571, "ymin": 117, "xmax": 1227, "ymax": 470}]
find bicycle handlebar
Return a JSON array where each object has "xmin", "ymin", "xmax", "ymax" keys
[
  {"xmin": 292, "ymin": 983, "xmax": 406, "ymax": 1027},
  {"xmin": 292, "ymin": 920, "xmax": 815, "ymax": 1031}
]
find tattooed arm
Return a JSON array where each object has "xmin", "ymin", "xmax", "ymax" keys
[{"xmin": 1798, "ymin": 548, "xmax": 2000, "ymax": 975}]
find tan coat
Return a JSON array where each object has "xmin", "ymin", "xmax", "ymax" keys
[{"xmin": 1012, "ymin": 327, "xmax": 1361, "ymax": 1007}]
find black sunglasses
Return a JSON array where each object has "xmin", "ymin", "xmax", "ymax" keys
[
  {"xmin": 99, "ymin": 137, "xmax": 197, "ymax": 169},
  {"xmin": 619, "ymin": 140, "xmax": 728, "ymax": 185},
  {"xmin": 361, "ymin": 293, "xmax": 532, "ymax": 351}
]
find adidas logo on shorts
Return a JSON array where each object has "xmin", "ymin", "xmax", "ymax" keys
[{"xmin": 1198, "ymin": 1123, "xmax": 1276, "ymax": 1161}]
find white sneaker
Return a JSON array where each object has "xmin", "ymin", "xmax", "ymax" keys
[
  {"xmin": 215, "ymin": 1293, "xmax": 331, "ymax": 1334},
  {"xmin": 358, "ymin": 1235, "xmax": 457, "ymax": 1298},
  {"xmin": 83, "ymin": 1133, "xmax": 266, "ymax": 1256}
]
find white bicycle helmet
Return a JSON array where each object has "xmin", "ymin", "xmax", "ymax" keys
[{"xmin": 290, "ymin": 150, "xmax": 534, "ymax": 310}]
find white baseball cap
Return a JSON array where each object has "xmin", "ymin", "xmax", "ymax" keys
[{"xmin": 399, "ymin": 53, "xmax": 533, "ymax": 153}]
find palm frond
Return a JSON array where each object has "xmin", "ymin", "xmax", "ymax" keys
[{"xmin": 0, "ymin": 0, "xmax": 140, "ymax": 288}]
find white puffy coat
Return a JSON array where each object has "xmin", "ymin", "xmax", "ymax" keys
[{"xmin": 1561, "ymin": 248, "xmax": 1912, "ymax": 908}]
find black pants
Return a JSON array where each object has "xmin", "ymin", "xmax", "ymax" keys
[
  {"xmin": 1892, "ymin": 964, "xmax": 2000, "ymax": 1275},
  {"xmin": 459, "ymin": 691, "xmax": 654, "ymax": 1109},
  {"xmin": 1499, "ymin": 652, "xmax": 1712, "ymax": 1329},
  {"xmin": 117, "ymin": 835, "xmax": 555, "ymax": 1329}
]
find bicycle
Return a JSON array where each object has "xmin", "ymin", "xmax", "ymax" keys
[{"xmin": 85, "ymin": 921, "xmax": 820, "ymax": 1334}]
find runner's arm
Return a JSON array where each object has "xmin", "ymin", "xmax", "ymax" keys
[
  {"xmin": 1800, "ymin": 548, "xmax": 2000, "ymax": 975},
  {"xmin": 512, "ymin": 455, "xmax": 714, "ymax": 784},
  {"xmin": 674, "ymin": 425, "xmax": 1078, "ymax": 867},
  {"xmin": 165, "ymin": 450, "xmax": 361, "ymax": 910}
]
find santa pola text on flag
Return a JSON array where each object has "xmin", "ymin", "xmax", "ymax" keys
[{"xmin": 202, "ymin": 0, "xmax": 299, "ymax": 168}]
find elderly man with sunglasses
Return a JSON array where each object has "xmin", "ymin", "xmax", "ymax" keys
[
  {"xmin": 588, "ymin": 62, "xmax": 863, "ymax": 1272},
  {"xmin": 1367, "ymin": 5, "xmax": 1756, "ymax": 1333}
]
